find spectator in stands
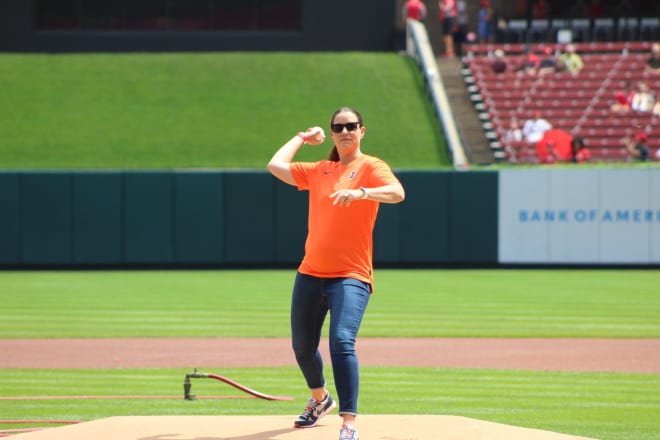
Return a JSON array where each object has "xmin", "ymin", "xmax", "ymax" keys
[
  {"xmin": 571, "ymin": 137, "xmax": 591, "ymax": 163},
  {"xmin": 502, "ymin": 118, "xmax": 523, "ymax": 163},
  {"xmin": 631, "ymin": 81, "xmax": 655, "ymax": 113},
  {"xmin": 538, "ymin": 47, "xmax": 557, "ymax": 76},
  {"xmin": 503, "ymin": 118, "xmax": 523, "ymax": 143},
  {"xmin": 453, "ymin": 0, "xmax": 469, "ymax": 56},
  {"xmin": 537, "ymin": 129, "xmax": 573, "ymax": 163},
  {"xmin": 517, "ymin": 48, "xmax": 541, "ymax": 76},
  {"xmin": 532, "ymin": 0, "xmax": 550, "ymax": 19},
  {"xmin": 477, "ymin": 0, "xmax": 494, "ymax": 44},
  {"xmin": 623, "ymin": 133, "xmax": 650, "ymax": 162},
  {"xmin": 402, "ymin": 0, "xmax": 427, "ymax": 26},
  {"xmin": 557, "ymin": 44, "xmax": 584, "ymax": 76},
  {"xmin": 490, "ymin": 49, "xmax": 507, "ymax": 73},
  {"xmin": 610, "ymin": 81, "xmax": 634, "ymax": 114},
  {"xmin": 522, "ymin": 111, "xmax": 553, "ymax": 144},
  {"xmin": 438, "ymin": 0, "xmax": 457, "ymax": 57},
  {"xmin": 645, "ymin": 43, "xmax": 660, "ymax": 75}
]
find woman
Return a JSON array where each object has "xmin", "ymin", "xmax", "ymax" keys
[
  {"xmin": 570, "ymin": 137, "xmax": 591, "ymax": 164},
  {"xmin": 267, "ymin": 107, "xmax": 405, "ymax": 440}
]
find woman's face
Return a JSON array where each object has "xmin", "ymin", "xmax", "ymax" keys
[{"xmin": 330, "ymin": 111, "xmax": 365, "ymax": 154}]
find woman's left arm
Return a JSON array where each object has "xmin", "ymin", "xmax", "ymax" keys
[
  {"xmin": 329, "ymin": 182, "xmax": 405, "ymax": 207},
  {"xmin": 361, "ymin": 182, "xmax": 406, "ymax": 204}
]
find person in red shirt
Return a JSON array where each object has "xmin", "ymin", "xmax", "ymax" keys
[
  {"xmin": 267, "ymin": 107, "xmax": 405, "ymax": 440},
  {"xmin": 438, "ymin": 0, "xmax": 457, "ymax": 57},
  {"xmin": 402, "ymin": 0, "xmax": 427, "ymax": 25},
  {"xmin": 517, "ymin": 49, "xmax": 541, "ymax": 76},
  {"xmin": 610, "ymin": 81, "xmax": 633, "ymax": 114}
]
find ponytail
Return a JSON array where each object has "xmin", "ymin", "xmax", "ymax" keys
[{"xmin": 328, "ymin": 146, "xmax": 340, "ymax": 161}]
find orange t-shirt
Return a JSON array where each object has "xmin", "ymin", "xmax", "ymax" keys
[{"xmin": 290, "ymin": 154, "xmax": 400, "ymax": 290}]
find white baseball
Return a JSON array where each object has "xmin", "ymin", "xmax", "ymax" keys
[{"xmin": 309, "ymin": 126, "xmax": 325, "ymax": 143}]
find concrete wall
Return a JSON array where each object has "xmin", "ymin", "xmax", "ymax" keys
[{"xmin": 0, "ymin": 1, "xmax": 396, "ymax": 52}]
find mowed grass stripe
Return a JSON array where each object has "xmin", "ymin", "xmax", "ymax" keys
[
  {"xmin": 1, "ymin": 269, "xmax": 659, "ymax": 338},
  {"xmin": 1, "ymin": 368, "xmax": 659, "ymax": 440}
]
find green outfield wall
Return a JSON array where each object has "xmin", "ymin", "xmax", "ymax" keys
[{"xmin": 0, "ymin": 170, "xmax": 498, "ymax": 267}]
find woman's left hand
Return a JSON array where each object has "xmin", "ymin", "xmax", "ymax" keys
[{"xmin": 330, "ymin": 189, "xmax": 360, "ymax": 207}]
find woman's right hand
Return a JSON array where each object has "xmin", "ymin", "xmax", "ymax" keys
[{"xmin": 299, "ymin": 127, "xmax": 326, "ymax": 145}]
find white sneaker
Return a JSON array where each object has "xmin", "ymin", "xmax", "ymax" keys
[{"xmin": 339, "ymin": 423, "xmax": 359, "ymax": 440}]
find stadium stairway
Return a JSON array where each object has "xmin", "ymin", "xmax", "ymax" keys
[
  {"xmin": 419, "ymin": 1, "xmax": 496, "ymax": 165},
  {"xmin": 436, "ymin": 56, "xmax": 497, "ymax": 165}
]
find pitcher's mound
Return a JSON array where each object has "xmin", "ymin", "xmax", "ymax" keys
[{"xmin": 10, "ymin": 415, "xmax": 595, "ymax": 439}]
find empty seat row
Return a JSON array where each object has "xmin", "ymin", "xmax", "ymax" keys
[
  {"xmin": 479, "ymin": 89, "xmax": 594, "ymax": 100},
  {"xmin": 501, "ymin": 17, "xmax": 659, "ymax": 44},
  {"xmin": 484, "ymin": 99, "xmax": 595, "ymax": 110}
]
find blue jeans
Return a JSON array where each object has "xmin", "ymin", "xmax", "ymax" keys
[{"xmin": 290, "ymin": 272, "xmax": 371, "ymax": 415}]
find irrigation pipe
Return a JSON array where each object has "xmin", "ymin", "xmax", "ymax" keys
[{"xmin": 184, "ymin": 369, "xmax": 293, "ymax": 401}]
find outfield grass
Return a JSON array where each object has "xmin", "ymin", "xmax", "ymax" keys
[
  {"xmin": 1, "ymin": 269, "xmax": 659, "ymax": 338},
  {"xmin": 1, "ymin": 269, "xmax": 659, "ymax": 440},
  {"xmin": 0, "ymin": 53, "xmax": 448, "ymax": 169}
]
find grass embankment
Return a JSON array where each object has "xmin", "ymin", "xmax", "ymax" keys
[{"xmin": 0, "ymin": 53, "xmax": 448, "ymax": 169}]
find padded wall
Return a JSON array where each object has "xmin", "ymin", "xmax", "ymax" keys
[
  {"xmin": 0, "ymin": 170, "xmax": 501, "ymax": 267},
  {"xmin": 449, "ymin": 171, "xmax": 498, "ymax": 263},
  {"xmin": 0, "ymin": 173, "xmax": 20, "ymax": 263},
  {"xmin": 174, "ymin": 172, "xmax": 224, "ymax": 264},
  {"xmin": 21, "ymin": 173, "xmax": 73, "ymax": 264},
  {"xmin": 73, "ymin": 172, "xmax": 123, "ymax": 264},
  {"xmin": 123, "ymin": 172, "xmax": 174, "ymax": 263}
]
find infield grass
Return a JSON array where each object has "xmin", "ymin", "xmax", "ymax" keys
[
  {"xmin": 1, "ymin": 269, "xmax": 660, "ymax": 440},
  {"xmin": 1, "ymin": 367, "xmax": 659, "ymax": 440}
]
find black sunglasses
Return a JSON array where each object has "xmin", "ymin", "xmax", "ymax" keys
[{"xmin": 330, "ymin": 122, "xmax": 360, "ymax": 133}]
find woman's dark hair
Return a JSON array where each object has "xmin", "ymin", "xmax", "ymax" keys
[
  {"xmin": 571, "ymin": 136, "xmax": 585, "ymax": 162},
  {"xmin": 327, "ymin": 107, "xmax": 363, "ymax": 161},
  {"xmin": 571, "ymin": 137, "xmax": 585, "ymax": 149}
]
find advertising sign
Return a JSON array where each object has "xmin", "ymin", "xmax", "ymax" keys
[{"xmin": 499, "ymin": 169, "xmax": 660, "ymax": 264}]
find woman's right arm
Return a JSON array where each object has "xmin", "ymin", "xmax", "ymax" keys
[
  {"xmin": 267, "ymin": 127, "xmax": 325, "ymax": 186},
  {"xmin": 267, "ymin": 134, "xmax": 305, "ymax": 186}
]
